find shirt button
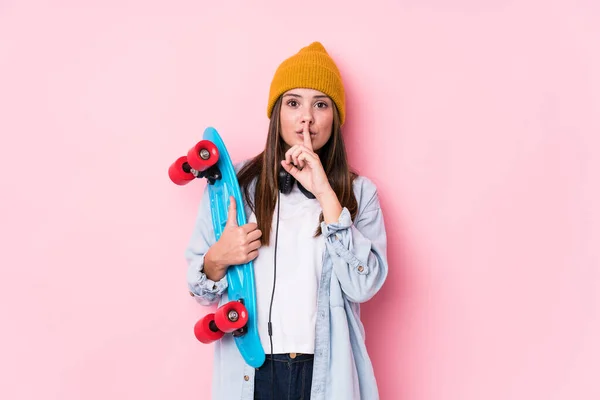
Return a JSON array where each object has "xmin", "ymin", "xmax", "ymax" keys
[
  {"xmin": 244, "ymin": 375, "xmax": 249, "ymax": 381},
  {"xmin": 357, "ymin": 265, "xmax": 364, "ymax": 272},
  {"xmin": 290, "ymin": 352, "xmax": 297, "ymax": 359}
]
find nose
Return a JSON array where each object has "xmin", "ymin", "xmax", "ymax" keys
[{"xmin": 301, "ymin": 109, "xmax": 314, "ymax": 125}]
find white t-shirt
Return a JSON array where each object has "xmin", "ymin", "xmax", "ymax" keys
[{"xmin": 248, "ymin": 182, "xmax": 325, "ymax": 355}]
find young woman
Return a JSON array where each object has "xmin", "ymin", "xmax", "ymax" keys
[{"xmin": 186, "ymin": 42, "xmax": 389, "ymax": 400}]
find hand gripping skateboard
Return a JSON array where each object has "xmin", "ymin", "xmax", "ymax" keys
[{"xmin": 169, "ymin": 127, "xmax": 265, "ymax": 368}]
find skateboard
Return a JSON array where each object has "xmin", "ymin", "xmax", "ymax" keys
[{"xmin": 169, "ymin": 126, "xmax": 265, "ymax": 369}]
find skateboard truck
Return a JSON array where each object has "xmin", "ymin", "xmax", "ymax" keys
[
  {"xmin": 179, "ymin": 160, "xmax": 222, "ymax": 185},
  {"xmin": 201, "ymin": 165, "xmax": 222, "ymax": 185}
]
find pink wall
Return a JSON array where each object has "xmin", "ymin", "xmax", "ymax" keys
[{"xmin": 1, "ymin": 1, "xmax": 599, "ymax": 399}]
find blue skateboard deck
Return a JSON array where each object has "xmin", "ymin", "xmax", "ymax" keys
[
  {"xmin": 169, "ymin": 126, "xmax": 265, "ymax": 368},
  {"xmin": 202, "ymin": 127, "xmax": 265, "ymax": 368}
]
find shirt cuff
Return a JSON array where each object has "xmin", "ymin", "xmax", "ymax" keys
[
  {"xmin": 320, "ymin": 207, "xmax": 352, "ymax": 238},
  {"xmin": 189, "ymin": 254, "xmax": 228, "ymax": 296}
]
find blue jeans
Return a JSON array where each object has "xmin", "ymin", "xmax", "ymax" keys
[{"xmin": 254, "ymin": 353, "xmax": 314, "ymax": 400}]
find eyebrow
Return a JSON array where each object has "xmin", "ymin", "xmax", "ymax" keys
[{"xmin": 283, "ymin": 93, "xmax": 330, "ymax": 99}]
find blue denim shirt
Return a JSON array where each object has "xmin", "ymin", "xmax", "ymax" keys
[{"xmin": 185, "ymin": 161, "xmax": 389, "ymax": 400}]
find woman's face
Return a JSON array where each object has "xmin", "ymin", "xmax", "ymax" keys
[{"xmin": 279, "ymin": 88, "xmax": 334, "ymax": 151}]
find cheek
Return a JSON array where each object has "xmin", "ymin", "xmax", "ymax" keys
[
  {"xmin": 279, "ymin": 110, "xmax": 295, "ymax": 131},
  {"xmin": 318, "ymin": 112, "xmax": 334, "ymax": 131}
]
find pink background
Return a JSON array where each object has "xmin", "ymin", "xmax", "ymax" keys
[{"xmin": 1, "ymin": 1, "xmax": 599, "ymax": 399}]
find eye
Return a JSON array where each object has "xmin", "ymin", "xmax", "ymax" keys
[
  {"xmin": 286, "ymin": 99, "xmax": 299, "ymax": 107},
  {"xmin": 315, "ymin": 101, "xmax": 329, "ymax": 109}
]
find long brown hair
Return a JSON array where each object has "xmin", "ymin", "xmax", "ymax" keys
[{"xmin": 237, "ymin": 97, "xmax": 358, "ymax": 245}]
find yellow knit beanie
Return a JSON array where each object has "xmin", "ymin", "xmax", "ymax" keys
[{"xmin": 267, "ymin": 42, "xmax": 346, "ymax": 125}]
